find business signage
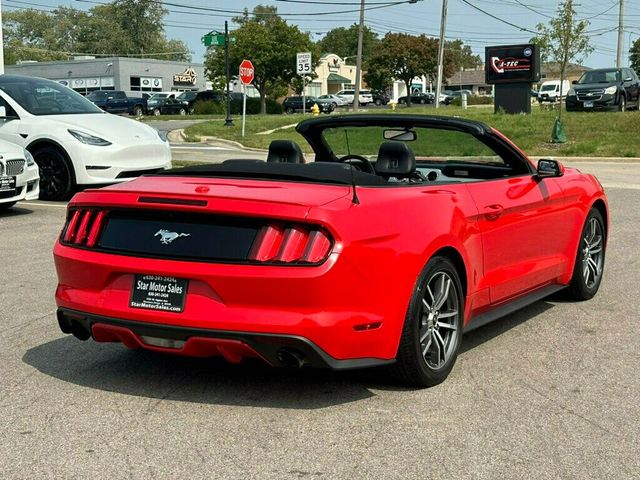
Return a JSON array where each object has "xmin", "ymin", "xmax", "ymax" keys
[
  {"xmin": 485, "ymin": 44, "xmax": 540, "ymax": 84},
  {"xmin": 173, "ymin": 66, "xmax": 197, "ymax": 86}
]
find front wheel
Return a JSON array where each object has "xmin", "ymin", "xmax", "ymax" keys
[
  {"xmin": 32, "ymin": 146, "xmax": 74, "ymax": 201},
  {"xmin": 392, "ymin": 256, "xmax": 464, "ymax": 387},
  {"xmin": 153, "ymin": 108, "xmax": 161, "ymax": 116},
  {"xmin": 179, "ymin": 108, "xmax": 186, "ymax": 116},
  {"xmin": 618, "ymin": 95, "xmax": 626, "ymax": 112},
  {"xmin": 285, "ymin": 106, "xmax": 294, "ymax": 114},
  {"xmin": 566, "ymin": 208, "xmax": 606, "ymax": 300},
  {"xmin": 133, "ymin": 106, "xmax": 143, "ymax": 117}
]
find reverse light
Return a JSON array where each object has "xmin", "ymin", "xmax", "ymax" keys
[
  {"xmin": 604, "ymin": 85, "xmax": 617, "ymax": 95},
  {"xmin": 249, "ymin": 224, "xmax": 332, "ymax": 264},
  {"xmin": 68, "ymin": 129, "xmax": 112, "ymax": 146},
  {"xmin": 62, "ymin": 208, "xmax": 108, "ymax": 247}
]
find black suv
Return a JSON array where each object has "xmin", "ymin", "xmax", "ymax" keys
[
  {"xmin": 177, "ymin": 90, "xmax": 225, "ymax": 114},
  {"xmin": 566, "ymin": 67, "xmax": 640, "ymax": 111},
  {"xmin": 282, "ymin": 96, "xmax": 334, "ymax": 114}
]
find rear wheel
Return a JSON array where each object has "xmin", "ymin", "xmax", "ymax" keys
[
  {"xmin": 32, "ymin": 146, "xmax": 74, "ymax": 201},
  {"xmin": 285, "ymin": 106, "xmax": 294, "ymax": 114},
  {"xmin": 133, "ymin": 106, "xmax": 143, "ymax": 117},
  {"xmin": 420, "ymin": 98, "xmax": 426, "ymax": 104},
  {"xmin": 153, "ymin": 108, "xmax": 161, "ymax": 116},
  {"xmin": 566, "ymin": 208, "xmax": 606, "ymax": 300},
  {"xmin": 392, "ymin": 256, "xmax": 464, "ymax": 387},
  {"xmin": 179, "ymin": 108, "xmax": 186, "ymax": 116}
]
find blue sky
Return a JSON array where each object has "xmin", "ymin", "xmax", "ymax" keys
[{"xmin": 2, "ymin": 0, "xmax": 635, "ymax": 68}]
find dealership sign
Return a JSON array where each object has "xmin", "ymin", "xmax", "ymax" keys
[
  {"xmin": 173, "ymin": 66, "xmax": 197, "ymax": 86},
  {"xmin": 485, "ymin": 44, "xmax": 540, "ymax": 84}
]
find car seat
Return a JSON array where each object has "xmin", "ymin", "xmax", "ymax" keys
[
  {"xmin": 267, "ymin": 140, "xmax": 306, "ymax": 163},
  {"xmin": 374, "ymin": 142, "xmax": 416, "ymax": 180}
]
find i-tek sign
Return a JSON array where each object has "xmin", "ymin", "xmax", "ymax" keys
[
  {"xmin": 239, "ymin": 60, "xmax": 254, "ymax": 85},
  {"xmin": 485, "ymin": 44, "xmax": 540, "ymax": 84}
]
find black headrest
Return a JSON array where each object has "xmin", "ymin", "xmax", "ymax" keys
[
  {"xmin": 267, "ymin": 140, "xmax": 305, "ymax": 163},
  {"xmin": 375, "ymin": 142, "xmax": 416, "ymax": 178}
]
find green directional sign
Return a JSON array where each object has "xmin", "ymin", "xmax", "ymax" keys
[{"xmin": 202, "ymin": 34, "xmax": 236, "ymax": 47}]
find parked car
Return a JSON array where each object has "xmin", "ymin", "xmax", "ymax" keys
[
  {"xmin": 446, "ymin": 89, "xmax": 474, "ymax": 99},
  {"xmin": 537, "ymin": 80, "xmax": 570, "ymax": 103},
  {"xmin": 317, "ymin": 94, "xmax": 346, "ymax": 108},
  {"xmin": 148, "ymin": 97, "xmax": 188, "ymax": 116},
  {"xmin": 86, "ymin": 90, "xmax": 147, "ymax": 116},
  {"xmin": 372, "ymin": 91, "xmax": 390, "ymax": 105},
  {"xmin": 397, "ymin": 92, "xmax": 434, "ymax": 105},
  {"xmin": 0, "ymin": 137, "xmax": 39, "ymax": 210},
  {"xmin": 282, "ymin": 96, "xmax": 334, "ymax": 114},
  {"xmin": 566, "ymin": 67, "xmax": 640, "ymax": 111},
  {"xmin": 177, "ymin": 90, "xmax": 225, "ymax": 114},
  {"xmin": 145, "ymin": 92, "xmax": 179, "ymax": 114},
  {"xmin": 335, "ymin": 89, "xmax": 374, "ymax": 105},
  {"xmin": 0, "ymin": 74, "xmax": 172, "ymax": 200},
  {"xmin": 54, "ymin": 114, "xmax": 608, "ymax": 388}
]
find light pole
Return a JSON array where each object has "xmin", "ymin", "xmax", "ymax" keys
[
  {"xmin": 0, "ymin": 0, "xmax": 5, "ymax": 74},
  {"xmin": 352, "ymin": 0, "xmax": 366, "ymax": 112},
  {"xmin": 435, "ymin": 0, "xmax": 448, "ymax": 109}
]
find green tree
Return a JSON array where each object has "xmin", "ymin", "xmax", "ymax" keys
[
  {"xmin": 630, "ymin": 39, "xmax": 640, "ymax": 74},
  {"xmin": 318, "ymin": 25, "xmax": 379, "ymax": 64},
  {"xmin": 364, "ymin": 33, "xmax": 439, "ymax": 105},
  {"xmin": 532, "ymin": 0, "xmax": 592, "ymax": 126},
  {"xmin": 204, "ymin": 7, "xmax": 318, "ymax": 113},
  {"xmin": 446, "ymin": 40, "xmax": 482, "ymax": 70},
  {"xmin": 3, "ymin": 2, "xmax": 190, "ymax": 65}
]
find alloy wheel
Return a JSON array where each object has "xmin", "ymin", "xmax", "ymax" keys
[
  {"xmin": 418, "ymin": 271, "xmax": 460, "ymax": 370},
  {"xmin": 582, "ymin": 217, "xmax": 604, "ymax": 289}
]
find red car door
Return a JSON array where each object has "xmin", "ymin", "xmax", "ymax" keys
[{"xmin": 465, "ymin": 175, "xmax": 568, "ymax": 304}]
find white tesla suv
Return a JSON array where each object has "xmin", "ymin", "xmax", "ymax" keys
[{"xmin": 0, "ymin": 74, "xmax": 171, "ymax": 200}]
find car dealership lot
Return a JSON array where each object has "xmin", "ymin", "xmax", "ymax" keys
[{"xmin": 1, "ymin": 164, "xmax": 639, "ymax": 478}]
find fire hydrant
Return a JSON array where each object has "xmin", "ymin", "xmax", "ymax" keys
[
  {"xmin": 311, "ymin": 103, "xmax": 320, "ymax": 116},
  {"xmin": 389, "ymin": 101, "xmax": 397, "ymax": 111}
]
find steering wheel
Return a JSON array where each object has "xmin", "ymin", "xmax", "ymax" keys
[{"xmin": 339, "ymin": 154, "xmax": 375, "ymax": 174}]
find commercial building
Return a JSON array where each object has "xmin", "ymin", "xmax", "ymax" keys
[{"xmin": 5, "ymin": 57, "xmax": 207, "ymax": 95}]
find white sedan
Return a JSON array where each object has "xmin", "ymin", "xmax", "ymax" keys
[
  {"xmin": 0, "ymin": 139, "xmax": 39, "ymax": 211},
  {"xmin": 0, "ymin": 74, "xmax": 172, "ymax": 200},
  {"xmin": 317, "ymin": 94, "xmax": 346, "ymax": 108}
]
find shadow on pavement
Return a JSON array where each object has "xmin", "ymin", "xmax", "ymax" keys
[
  {"xmin": 0, "ymin": 206, "xmax": 34, "ymax": 218},
  {"xmin": 22, "ymin": 299, "xmax": 556, "ymax": 407}
]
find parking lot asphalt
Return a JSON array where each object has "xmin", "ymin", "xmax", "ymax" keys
[{"xmin": 1, "ymin": 175, "xmax": 639, "ymax": 478}]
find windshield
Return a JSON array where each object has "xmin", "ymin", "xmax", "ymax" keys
[
  {"xmin": 579, "ymin": 70, "xmax": 620, "ymax": 84},
  {"xmin": 149, "ymin": 94, "xmax": 169, "ymax": 100},
  {"xmin": 0, "ymin": 77, "xmax": 103, "ymax": 115},
  {"xmin": 177, "ymin": 92, "xmax": 196, "ymax": 101},
  {"xmin": 86, "ymin": 91, "xmax": 109, "ymax": 100},
  {"xmin": 322, "ymin": 126, "xmax": 503, "ymax": 165}
]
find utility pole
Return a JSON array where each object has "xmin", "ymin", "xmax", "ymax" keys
[
  {"xmin": 224, "ymin": 20, "xmax": 233, "ymax": 127},
  {"xmin": 0, "ymin": 0, "xmax": 5, "ymax": 74},
  {"xmin": 616, "ymin": 0, "xmax": 624, "ymax": 68},
  {"xmin": 353, "ymin": 0, "xmax": 365, "ymax": 112},
  {"xmin": 435, "ymin": 0, "xmax": 448, "ymax": 109}
]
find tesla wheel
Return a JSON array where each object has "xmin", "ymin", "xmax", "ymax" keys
[
  {"xmin": 392, "ymin": 256, "xmax": 464, "ymax": 387},
  {"xmin": 133, "ymin": 106, "xmax": 143, "ymax": 116},
  {"xmin": 566, "ymin": 208, "xmax": 606, "ymax": 300},
  {"xmin": 179, "ymin": 108, "xmax": 186, "ymax": 116},
  {"xmin": 619, "ymin": 95, "xmax": 626, "ymax": 112},
  {"xmin": 32, "ymin": 146, "xmax": 74, "ymax": 201}
]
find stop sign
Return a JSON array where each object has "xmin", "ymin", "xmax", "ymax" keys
[{"xmin": 239, "ymin": 60, "xmax": 254, "ymax": 85}]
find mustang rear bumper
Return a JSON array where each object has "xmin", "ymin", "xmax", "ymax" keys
[{"xmin": 57, "ymin": 308, "xmax": 394, "ymax": 370}]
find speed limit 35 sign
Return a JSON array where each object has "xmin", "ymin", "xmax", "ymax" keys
[{"xmin": 296, "ymin": 52, "xmax": 312, "ymax": 75}]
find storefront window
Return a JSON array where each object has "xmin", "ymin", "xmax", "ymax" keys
[{"xmin": 130, "ymin": 76, "xmax": 163, "ymax": 92}]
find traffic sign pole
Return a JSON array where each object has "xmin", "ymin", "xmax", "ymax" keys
[
  {"xmin": 224, "ymin": 20, "xmax": 233, "ymax": 127},
  {"xmin": 242, "ymin": 83, "xmax": 247, "ymax": 137},
  {"xmin": 238, "ymin": 59, "xmax": 254, "ymax": 137},
  {"xmin": 296, "ymin": 52, "xmax": 312, "ymax": 115}
]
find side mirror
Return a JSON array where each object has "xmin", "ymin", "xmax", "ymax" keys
[
  {"xmin": 536, "ymin": 159, "xmax": 565, "ymax": 179},
  {"xmin": 624, "ymin": 77, "xmax": 633, "ymax": 82}
]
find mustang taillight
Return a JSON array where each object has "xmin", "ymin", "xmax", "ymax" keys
[
  {"xmin": 62, "ymin": 209, "xmax": 108, "ymax": 247},
  {"xmin": 249, "ymin": 224, "xmax": 333, "ymax": 264}
]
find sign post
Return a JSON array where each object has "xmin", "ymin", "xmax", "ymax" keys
[
  {"xmin": 239, "ymin": 59, "xmax": 254, "ymax": 137},
  {"xmin": 296, "ymin": 52, "xmax": 312, "ymax": 114}
]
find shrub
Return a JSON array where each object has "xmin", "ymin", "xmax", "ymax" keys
[
  {"xmin": 193, "ymin": 99, "xmax": 225, "ymax": 115},
  {"xmin": 451, "ymin": 95, "xmax": 493, "ymax": 106},
  {"xmin": 194, "ymin": 98, "xmax": 283, "ymax": 115}
]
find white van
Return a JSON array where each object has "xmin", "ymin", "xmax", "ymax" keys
[{"xmin": 538, "ymin": 80, "xmax": 570, "ymax": 103}]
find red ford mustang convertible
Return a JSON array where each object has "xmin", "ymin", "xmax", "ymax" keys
[{"xmin": 54, "ymin": 115, "xmax": 608, "ymax": 387}]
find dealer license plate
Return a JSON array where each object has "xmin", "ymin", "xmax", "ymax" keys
[
  {"xmin": 584, "ymin": 101, "xmax": 594, "ymax": 108},
  {"xmin": 0, "ymin": 175, "xmax": 16, "ymax": 193},
  {"xmin": 130, "ymin": 274, "xmax": 188, "ymax": 313}
]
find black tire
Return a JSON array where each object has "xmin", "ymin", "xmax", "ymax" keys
[
  {"xmin": 0, "ymin": 201, "xmax": 17, "ymax": 211},
  {"xmin": 188, "ymin": 107, "xmax": 195, "ymax": 115},
  {"xmin": 32, "ymin": 145, "xmax": 74, "ymax": 201},
  {"xmin": 619, "ymin": 95, "xmax": 626, "ymax": 112},
  {"xmin": 133, "ymin": 106, "xmax": 143, "ymax": 117},
  {"xmin": 398, "ymin": 99, "xmax": 406, "ymax": 105},
  {"xmin": 285, "ymin": 106, "xmax": 294, "ymax": 114},
  {"xmin": 331, "ymin": 102, "xmax": 337, "ymax": 108},
  {"xmin": 391, "ymin": 256, "xmax": 464, "ymax": 388},
  {"xmin": 153, "ymin": 108, "xmax": 161, "ymax": 116},
  {"xmin": 420, "ymin": 98, "xmax": 426, "ymax": 104},
  {"xmin": 566, "ymin": 208, "xmax": 606, "ymax": 300},
  {"xmin": 375, "ymin": 99, "xmax": 382, "ymax": 106},
  {"xmin": 179, "ymin": 108, "xmax": 186, "ymax": 116}
]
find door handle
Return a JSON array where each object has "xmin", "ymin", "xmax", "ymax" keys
[{"xmin": 484, "ymin": 204, "xmax": 504, "ymax": 220}]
